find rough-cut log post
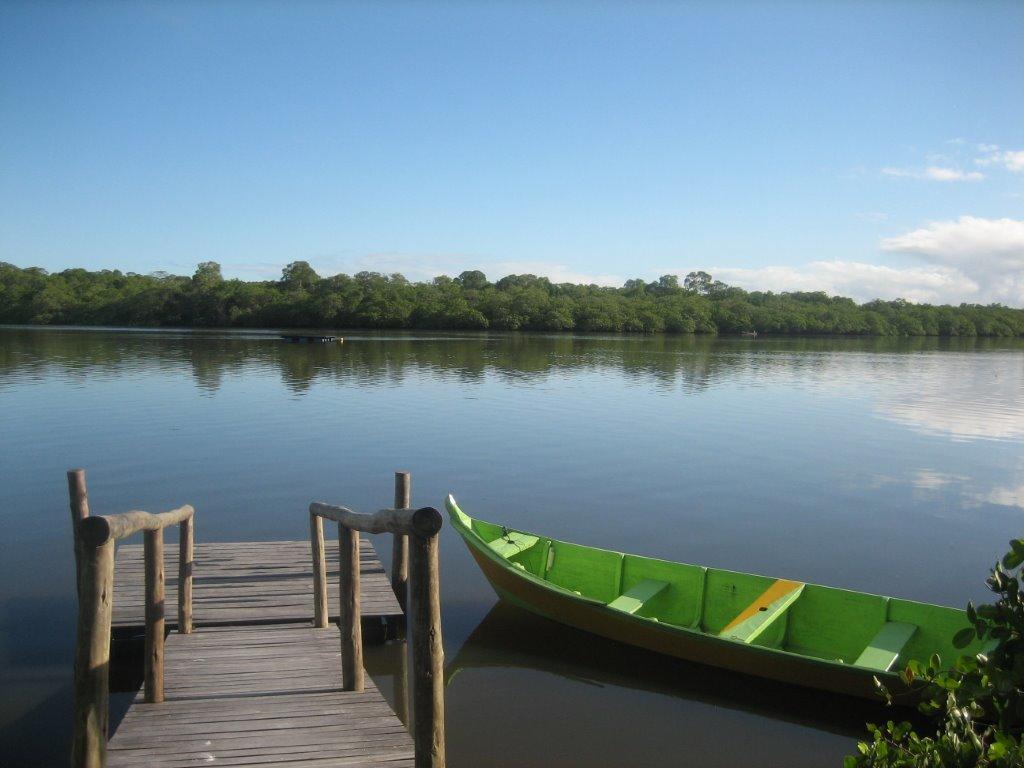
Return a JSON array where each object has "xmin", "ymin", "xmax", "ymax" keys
[
  {"xmin": 67, "ymin": 469, "xmax": 90, "ymax": 594},
  {"xmin": 144, "ymin": 529, "xmax": 165, "ymax": 703},
  {"xmin": 310, "ymin": 511, "xmax": 328, "ymax": 628},
  {"xmin": 177, "ymin": 516, "xmax": 194, "ymax": 634},
  {"xmin": 391, "ymin": 471, "xmax": 411, "ymax": 613},
  {"xmin": 338, "ymin": 526, "xmax": 363, "ymax": 691},
  {"xmin": 71, "ymin": 538, "xmax": 114, "ymax": 768},
  {"xmin": 409, "ymin": 523, "xmax": 445, "ymax": 768}
]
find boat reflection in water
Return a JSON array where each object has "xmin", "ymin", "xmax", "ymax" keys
[{"xmin": 439, "ymin": 602, "xmax": 920, "ymax": 768}]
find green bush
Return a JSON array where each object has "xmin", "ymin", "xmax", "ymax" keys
[{"xmin": 847, "ymin": 541, "xmax": 1024, "ymax": 767}]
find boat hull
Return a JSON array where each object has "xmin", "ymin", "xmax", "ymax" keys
[{"xmin": 463, "ymin": 539, "xmax": 896, "ymax": 700}]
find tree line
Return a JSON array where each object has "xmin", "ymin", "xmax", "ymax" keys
[{"xmin": 2, "ymin": 261, "xmax": 1022, "ymax": 336}]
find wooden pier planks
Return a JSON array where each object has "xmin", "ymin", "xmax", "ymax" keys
[
  {"xmin": 106, "ymin": 624, "xmax": 414, "ymax": 767},
  {"xmin": 112, "ymin": 539, "xmax": 403, "ymax": 631}
]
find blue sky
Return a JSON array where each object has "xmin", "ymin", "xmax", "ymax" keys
[{"xmin": 2, "ymin": 1, "xmax": 1022, "ymax": 304}]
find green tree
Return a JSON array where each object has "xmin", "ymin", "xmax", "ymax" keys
[
  {"xmin": 684, "ymin": 270, "xmax": 714, "ymax": 294},
  {"xmin": 280, "ymin": 261, "xmax": 320, "ymax": 291},
  {"xmin": 192, "ymin": 261, "xmax": 223, "ymax": 288},
  {"xmin": 455, "ymin": 270, "xmax": 489, "ymax": 291}
]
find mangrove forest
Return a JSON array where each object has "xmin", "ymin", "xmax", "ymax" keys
[{"xmin": 2, "ymin": 261, "xmax": 1023, "ymax": 337}]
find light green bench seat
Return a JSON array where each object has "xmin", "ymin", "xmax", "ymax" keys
[
  {"xmin": 607, "ymin": 579, "xmax": 669, "ymax": 615},
  {"xmin": 488, "ymin": 532, "xmax": 540, "ymax": 559},
  {"xmin": 719, "ymin": 579, "xmax": 805, "ymax": 644},
  {"xmin": 854, "ymin": 622, "xmax": 917, "ymax": 671}
]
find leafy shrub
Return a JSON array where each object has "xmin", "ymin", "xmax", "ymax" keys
[{"xmin": 846, "ymin": 540, "xmax": 1024, "ymax": 767}]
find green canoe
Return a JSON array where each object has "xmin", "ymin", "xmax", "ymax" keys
[{"xmin": 446, "ymin": 495, "xmax": 984, "ymax": 701}]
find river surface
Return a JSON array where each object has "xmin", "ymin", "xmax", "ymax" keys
[{"xmin": 2, "ymin": 327, "xmax": 1023, "ymax": 767}]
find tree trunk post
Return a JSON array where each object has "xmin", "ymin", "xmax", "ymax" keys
[
  {"xmin": 144, "ymin": 529, "xmax": 165, "ymax": 703},
  {"xmin": 338, "ymin": 526, "xmax": 363, "ymax": 691},
  {"xmin": 71, "ymin": 538, "xmax": 114, "ymax": 768},
  {"xmin": 391, "ymin": 471, "xmax": 411, "ymax": 613},
  {"xmin": 409, "ymin": 529, "xmax": 445, "ymax": 768},
  {"xmin": 67, "ymin": 469, "xmax": 90, "ymax": 594},
  {"xmin": 310, "ymin": 511, "xmax": 328, "ymax": 628},
  {"xmin": 177, "ymin": 516, "xmax": 193, "ymax": 634}
]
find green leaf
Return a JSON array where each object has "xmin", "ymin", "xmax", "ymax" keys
[
  {"xmin": 954, "ymin": 627, "xmax": 977, "ymax": 648},
  {"xmin": 1002, "ymin": 550, "xmax": 1024, "ymax": 569}
]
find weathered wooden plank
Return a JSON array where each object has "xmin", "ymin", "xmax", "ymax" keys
[
  {"xmin": 107, "ymin": 625, "xmax": 414, "ymax": 768},
  {"xmin": 112, "ymin": 540, "xmax": 402, "ymax": 631}
]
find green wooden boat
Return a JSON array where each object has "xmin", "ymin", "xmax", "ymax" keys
[{"xmin": 446, "ymin": 495, "xmax": 984, "ymax": 701}]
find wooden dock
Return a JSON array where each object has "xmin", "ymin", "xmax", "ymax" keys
[
  {"xmin": 68, "ymin": 469, "xmax": 445, "ymax": 768},
  {"xmin": 106, "ymin": 624, "xmax": 414, "ymax": 767},
  {"xmin": 112, "ymin": 539, "xmax": 403, "ymax": 632}
]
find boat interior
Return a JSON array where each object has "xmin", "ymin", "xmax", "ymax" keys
[{"xmin": 454, "ymin": 508, "xmax": 975, "ymax": 673}]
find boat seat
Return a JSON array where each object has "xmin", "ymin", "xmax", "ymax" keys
[
  {"xmin": 853, "ymin": 622, "xmax": 917, "ymax": 671},
  {"xmin": 487, "ymin": 532, "xmax": 540, "ymax": 559},
  {"xmin": 719, "ymin": 579, "xmax": 805, "ymax": 644},
  {"xmin": 607, "ymin": 579, "xmax": 670, "ymax": 615}
]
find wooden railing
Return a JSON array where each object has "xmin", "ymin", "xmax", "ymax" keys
[
  {"xmin": 68, "ymin": 469, "xmax": 195, "ymax": 768},
  {"xmin": 309, "ymin": 490, "xmax": 445, "ymax": 768}
]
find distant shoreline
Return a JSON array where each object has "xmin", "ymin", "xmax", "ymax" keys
[{"xmin": 3, "ymin": 262, "xmax": 1022, "ymax": 338}]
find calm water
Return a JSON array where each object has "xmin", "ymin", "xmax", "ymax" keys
[{"xmin": 2, "ymin": 327, "xmax": 1023, "ymax": 767}]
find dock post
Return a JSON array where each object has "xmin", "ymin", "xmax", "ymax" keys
[
  {"xmin": 339, "ymin": 526, "xmax": 364, "ymax": 691},
  {"xmin": 410, "ymin": 517, "xmax": 445, "ymax": 768},
  {"xmin": 178, "ymin": 516, "xmax": 194, "ymax": 634},
  {"xmin": 71, "ymin": 537, "xmax": 114, "ymax": 768},
  {"xmin": 310, "ymin": 511, "xmax": 329, "ymax": 628},
  {"xmin": 391, "ymin": 471, "xmax": 411, "ymax": 613},
  {"xmin": 67, "ymin": 469, "xmax": 90, "ymax": 593},
  {"xmin": 144, "ymin": 529, "xmax": 166, "ymax": 703}
]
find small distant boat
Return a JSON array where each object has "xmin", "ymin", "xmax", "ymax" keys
[
  {"xmin": 446, "ymin": 495, "xmax": 981, "ymax": 700},
  {"xmin": 279, "ymin": 335, "xmax": 343, "ymax": 343},
  {"xmin": 740, "ymin": 330, "xmax": 758, "ymax": 338}
]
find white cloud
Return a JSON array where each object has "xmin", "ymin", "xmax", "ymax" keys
[
  {"xmin": 494, "ymin": 261, "xmax": 623, "ymax": 286},
  {"xmin": 665, "ymin": 216, "xmax": 1024, "ymax": 306},
  {"xmin": 880, "ymin": 216, "xmax": 1024, "ymax": 270},
  {"xmin": 880, "ymin": 216, "xmax": 1024, "ymax": 306},
  {"xmin": 694, "ymin": 261, "xmax": 977, "ymax": 304},
  {"xmin": 925, "ymin": 167, "xmax": 984, "ymax": 181},
  {"xmin": 975, "ymin": 147, "xmax": 1024, "ymax": 172},
  {"xmin": 881, "ymin": 166, "xmax": 984, "ymax": 182}
]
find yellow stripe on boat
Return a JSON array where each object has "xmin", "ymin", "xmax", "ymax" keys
[{"xmin": 720, "ymin": 579, "xmax": 804, "ymax": 643}]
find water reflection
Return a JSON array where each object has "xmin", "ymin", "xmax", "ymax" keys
[
  {"xmin": 443, "ymin": 602, "xmax": 906, "ymax": 767},
  {"xmin": 2, "ymin": 328, "xmax": 1022, "ymax": 442},
  {"xmin": 874, "ymin": 354, "xmax": 1024, "ymax": 441}
]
